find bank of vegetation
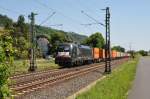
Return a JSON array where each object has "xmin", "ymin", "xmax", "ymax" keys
[{"xmin": 76, "ymin": 58, "xmax": 138, "ymax": 99}]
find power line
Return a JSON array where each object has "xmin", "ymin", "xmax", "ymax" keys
[
  {"xmin": 0, "ymin": 5, "xmax": 28, "ymax": 18},
  {"xmin": 35, "ymin": 0, "xmax": 81, "ymax": 24},
  {"xmin": 74, "ymin": 0, "xmax": 101, "ymax": 19},
  {"xmin": 0, "ymin": 6, "xmax": 20, "ymax": 14},
  {"xmin": 81, "ymin": 22, "xmax": 105, "ymax": 27},
  {"xmin": 35, "ymin": 0, "xmax": 83, "ymax": 33},
  {"xmin": 49, "ymin": 24, "xmax": 63, "ymax": 27},
  {"xmin": 57, "ymin": 0, "xmax": 97, "ymax": 34},
  {"xmin": 36, "ymin": 0, "xmax": 54, "ymax": 11},
  {"xmin": 39, "ymin": 12, "xmax": 56, "ymax": 26},
  {"xmin": 81, "ymin": 10, "xmax": 105, "ymax": 27},
  {"xmin": 55, "ymin": 0, "xmax": 103, "ymax": 35}
]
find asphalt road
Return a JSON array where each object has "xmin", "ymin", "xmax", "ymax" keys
[{"xmin": 128, "ymin": 57, "xmax": 150, "ymax": 99}]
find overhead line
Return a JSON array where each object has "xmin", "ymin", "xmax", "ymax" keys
[
  {"xmin": 49, "ymin": 24, "xmax": 63, "ymax": 26},
  {"xmin": 64, "ymin": 0, "xmax": 103, "ymax": 35},
  {"xmin": 75, "ymin": 0, "xmax": 101, "ymax": 19},
  {"xmin": 81, "ymin": 10, "xmax": 105, "ymax": 27},
  {"xmin": 39, "ymin": 12, "xmax": 56, "ymax": 26},
  {"xmin": 36, "ymin": 0, "xmax": 54, "ymax": 11},
  {"xmin": 35, "ymin": 0, "xmax": 81, "ymax": 24},
  {"xmin": 0, "ymin": 5, "xmax": 28, "ymax": 18},
  {"xmin": 81, "ymin": 22, "xmax": 105, "ymax": 27},
  {"xmin": 35, "ymin": 0, "xmax": 84, "ymax": 33}
]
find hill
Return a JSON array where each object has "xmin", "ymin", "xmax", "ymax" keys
[{"xmin": 0, "ymin": 14, "xmax": 87, "ymax": 43}]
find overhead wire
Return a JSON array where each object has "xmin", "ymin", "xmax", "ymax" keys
[
  {"xmin": 74, "ymin": 0, "xmax": 101, "ymax": 19},
  {"xmin": 69, "ymin": 0, "xmax": 104, "ymax": 26},
  {"xmin": 35, "ymin": 0, "xmax": 83, "ymax": 33},
  {"xmin": 35, "ymin": 0, "xmax": 82, "ymax": 24},
  {"xmin": 68, "ymin": 0, "xmax": 106, "ymax": 35},
  {"xmin": 39, "ymin": 12, "xmax": 56, "ymax": 26},
  {"xmin": 0, "ymin": 5, "xmax": 28, "ymax": 18},
  {"xmin": 63, "ymin": 0, "xmax": 100, "ymax": 35},
  {"xmin": 81, "ymin": 10, "xmax": 105, "ymax": 27}
]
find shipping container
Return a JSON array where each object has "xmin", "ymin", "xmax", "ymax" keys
[
  {"xmin": 111, "ymin": 50, "xmax": 117, "ymax": 59},
  {"xmin": 93, "ymin": 48, "xmax": 103, "ymax": 62}
]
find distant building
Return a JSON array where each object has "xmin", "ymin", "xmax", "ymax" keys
[{"xmin": 37, "ymin": 35, "xmax": 51, "ymax": 58}]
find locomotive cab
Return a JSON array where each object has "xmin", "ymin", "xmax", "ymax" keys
[{"xmin": 55, "ymin": 43, "xmax": 74, "ymax": 66}]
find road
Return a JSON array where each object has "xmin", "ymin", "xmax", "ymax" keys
[{"xmin": 128, "ymin": 57, "xmax": 150, "ymax": 99}]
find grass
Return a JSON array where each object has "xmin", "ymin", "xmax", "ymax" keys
[
  {"xmin": 10, "ymin": 58, "xmax": 59, "ymax": 76},
  {"xmin": 76, "ymin": 58, "xmax": 139, "ymax": 99}
]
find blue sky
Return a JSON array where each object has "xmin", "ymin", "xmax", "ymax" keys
[{"xmin": 0, "ymin": 0, "xmax": 150, "ymax": 51}]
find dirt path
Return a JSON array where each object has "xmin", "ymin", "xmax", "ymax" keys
[{"xmin": 128, "ymin": 57, "xmax": 150, "ymax": 99}]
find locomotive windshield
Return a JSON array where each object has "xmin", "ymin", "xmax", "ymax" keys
[{"xmin": 57, "ymin": 45, "xmax": 70, "ymax": 52}]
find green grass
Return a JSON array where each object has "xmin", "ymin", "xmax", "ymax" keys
[
  {"xmin": 76, "ymin": 58, "xmax": 139, "ymax": 99},
  {"xmin": 10, "ymin": 58, "xmax": 59, "ymax": 76}
]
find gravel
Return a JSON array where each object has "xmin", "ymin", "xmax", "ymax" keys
[
  {"xmin": 14, "ymin": 59, "xmax": 126, "ymax": 99},
  {"xmin": 15, "ymin": 67, "xmax": 104, "ymax": 99}
]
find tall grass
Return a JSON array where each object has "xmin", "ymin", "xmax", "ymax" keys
[
  {"xmin": 76, "ymin": 58, "xmax": 138, "ymax": 99},
  {"xmin": 10, "ymin": 59, "xmax": 59, "ymax": 75}
]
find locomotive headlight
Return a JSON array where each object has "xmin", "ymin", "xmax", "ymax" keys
[{"xmin": 58, "ymin": 52, "xmax": 70, "ymax": 56}]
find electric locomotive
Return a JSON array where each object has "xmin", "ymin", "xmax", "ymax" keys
[{"xmin": 55, "ymin": 43, "xmax": 93, "ymax": 66}]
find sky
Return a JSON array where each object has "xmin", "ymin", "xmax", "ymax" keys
[{"xmin": 0, "ymin": 0, "xmax": 150, "ymax": 51}]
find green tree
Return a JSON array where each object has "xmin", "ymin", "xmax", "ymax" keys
[
  {"xmin": 0, "ymin": 14, "xmax": 13, "ymax": 29},
  {"xmin": 112, "ymin": 46, "xmax": 125, "ymax": 52},
  {"xmin": 82, "ymin": 32, "xmax": 105, "ymax": 48},
  {"xmin": 50, "ymin": 32, "xmax": 66, "ymax": 54},
  {"xmin": 0, "ymin": 30, "xmax": 14, "ymax": 99},
  {"xmin": 138, "ymin": 50, "xmax": 148, "ymax": 56},
  {"xmin": 13, "ymin": 15, "xmax": 29, "ymax": 39},
  {"xmin": 17, "ymin": 15, "xmax": 25, "ymax": 26},
  {"xmin": 15, "ymin": 37, "xmax": 29, "ymax": 59},
  {"xmin": 9, "ymin": 15, "xmax": 30, "ymax": 59}
]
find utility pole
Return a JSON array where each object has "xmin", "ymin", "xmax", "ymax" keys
[
  {"xmin": 129, "ymin": 42, "xmax": 134, "ymax": 58},
  {"xmin": 81, "ymin": 7, "xmax": 111, "ymax": 73},
  {"xmin": 28, "ymin": 12, "xmax": 37, "ymax": 71},
  {"xmin": 104, "ymin": 7, "xmax": 111, "ymax": 73}
]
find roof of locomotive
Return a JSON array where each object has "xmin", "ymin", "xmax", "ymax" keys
[
  {"xmin": 59, "ymin": 43, "xmax": 91, "ymax": 49},
  {"xmin": 78, "ymin": 45, "xmax": 91, "ymax": 49},
  {"xmin": 59, "ymin": 43, "xmax": 76, "ymax": 46}
]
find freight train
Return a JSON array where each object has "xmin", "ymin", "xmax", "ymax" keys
[{"xmin": 55, "ymin": 43, "xmax": 130, "ymax": 67}]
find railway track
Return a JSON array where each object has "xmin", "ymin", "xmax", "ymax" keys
[
  {"xmin": 10, "ymin": 58, "xmax": 129, "ymax": 97},
  {"xmin": 10, "ymin": 63, "xmax": 101, "ymax": 86}
]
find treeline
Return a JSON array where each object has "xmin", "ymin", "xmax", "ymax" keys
[
  {"xmin": 0, "ymin": 14, "xmax": 87, "ymax": 58},
  {"xmin": 138, "ymin": 50, "xmax": 149, "ymax": 56},
  {"xmin": 0, "ymin": 14, "xmax": 30, "ymax": 59},
  {"xmin": 0, "ymin": 14, "xmax": 128, "ymax": 59},
  {"xmin": 82, "ymin": 32, "xmax": 126, "ymax": 53}
]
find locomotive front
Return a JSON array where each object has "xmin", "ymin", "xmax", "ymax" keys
[{"xmin": 55, "ymin": 43, "xmax": 73, "ymax": 66}]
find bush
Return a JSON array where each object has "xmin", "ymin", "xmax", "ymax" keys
[{"xmin": 0, "ymin": 34, "xmax": 14, "ymax": 99}]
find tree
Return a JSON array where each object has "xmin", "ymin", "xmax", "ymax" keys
[
  {"xmin": 14, "ymin": 15, "xmax": 29, "ymax": 39},
  {"xmin": 15, "ymin": 37, "xmax": 29, "ymax": 59},
  {"xmin": 82, "ymin": 32, "xmax": 105, "ymax": 48},
  {"xmin": 17, "ymin": 15, "xmax": 25, "ymax": 26},
  {"xmin": 9, "ymin": 15, "xmax": 30, "ymax": 59},
  {"xmin": 0, "ymin": 14, "xmax": 13, "ymax": 29},
  {"xmin": 138, "ymin": 50, "xmax": 148, "ymax": 56},
  {"xmin": 112, "ymin": 46, "xmax": 125, "ymax": 52},
  {"xmin": 50, "ymin": 32, "xmax": 66, "ymax": 54},
  {"xmin": 0, "ymin": 30, "xmax": 14, "ymax": 99}
]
